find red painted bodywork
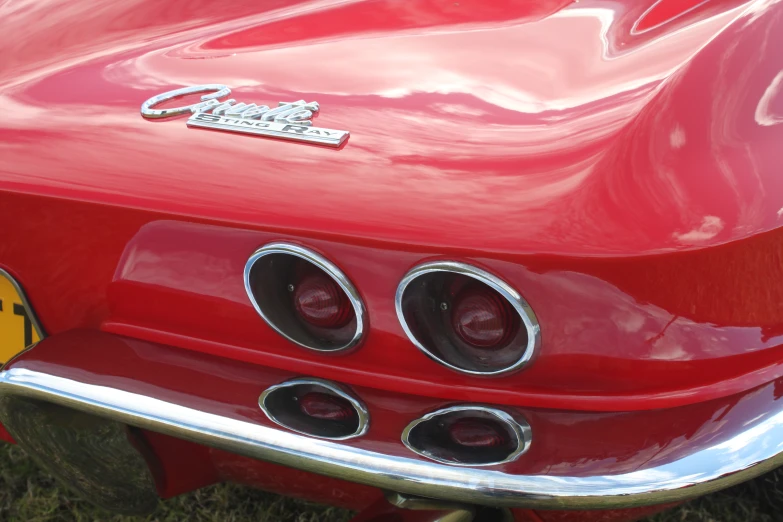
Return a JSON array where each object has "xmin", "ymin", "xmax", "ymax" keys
[
  {"xmin": 14, "ymin": 330, "xmax": 772, "ymax": 519},
  {"xmin": 0, "ymin": 0, "xmax": 781, "ymax": 520}
]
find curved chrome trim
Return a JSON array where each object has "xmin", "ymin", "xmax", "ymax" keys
[
  {"xmin": 395, "ymin": 261, "xmax": 540, "ymax": 376},
  {"xmin": 140, "ymin": 84, "xmax": 231, "ymax": 119},
  {"xmin": 0, "ymin": 269, "xmax": 46, "ymax": 365},
  {"xmin": 401, "ymin": 405, "xmax": 531, "ymax": 466},
  {"xmin": 243, "ymin": 243, "xmax": 366, "ymax": 353},
  {"xmin": 259, "ymin": 378, "xmax": 369, "ymax": 440},
  {"xmin": 3, "ymin": 368, "xmax": 783, "ymax": 509}
]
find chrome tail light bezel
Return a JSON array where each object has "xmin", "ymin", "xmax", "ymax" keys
[
  {"xmin": 395, "ymin": 261, "xmax": 541, "ymax": 376},
  {"xmin": 401, "ymin": 405, "xmax": 532, "ymax": 467},
  {"xmin": 258, "ymin": 377, "xmax": 370, "ymax": 440},
  {"xmin": 244, "ymin": 242, "xmax": 367, "ymax": 353}
]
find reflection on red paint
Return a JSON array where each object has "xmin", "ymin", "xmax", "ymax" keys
[
  {"xmin": 199, "ymin": 0, "xmax": 573, "ymax": 52},
  {"xmin": 4, "ymin": 330, "xmax": 778, "ymax": 521},
  {"xmin": 0, "ymin": 424, "xmax": 15, "ymax": 445},
  {"xmin": 1, "ymin": 0, "xmax": 782, "ymax": 519},
  {"xmin": 634, "ymin": 0, "xmax": 711, "ymax": 33}
]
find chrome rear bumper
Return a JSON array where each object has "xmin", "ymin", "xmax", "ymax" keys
[{"xmin": 2, "ymin": 331, "xmax": 782, "ymax": 510}]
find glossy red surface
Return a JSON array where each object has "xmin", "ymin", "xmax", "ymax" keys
[
  {"xmin": 0, "ymin": 0, "xmax": 781, "ymax": 518},
  {"xmin": 5, "ymin": 331, "xmax": 781, "ymax": 509},
  {"xmin": 1, "ymin": 0, "xmax": 782, "ymax": 413},
  {"xmin": 139, "ymin": 430, "xmax": 218, "ymax": 499}
]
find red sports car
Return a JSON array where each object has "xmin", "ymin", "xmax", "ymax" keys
[{"xmin": 1, "ymin": 0, "xmax": 782, "ymax": 520}]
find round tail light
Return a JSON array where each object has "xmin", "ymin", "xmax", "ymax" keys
[
  {"xmin": 259, "ymin": 378, "xmax": 369, "ymax": 440},
  {"xmin": 402, "ymin": 405, "xmax": 530, "ymax": 466},
  {"xmin": 244, "ymin": 243, "xmax": 366, "ymax": 353},
  {"xmin": 396, "ymin": 262, "xmax": 539, "ymax": 375},
  {"xmin": 298, "ymin": 392, "xmax": 355, "ymax": 421},
  {"xmin": 293, "ymin": 269, "xmax": 353, "ymax": 328},
  {"xmin": 451, "ymin": 286, "xmax": 517, "ymax": 349},
  {"xmin": 448, "ymin": 418, "xmax": 509, "ymax": 448}
]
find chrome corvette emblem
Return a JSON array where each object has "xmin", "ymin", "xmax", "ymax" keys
[{"xmin": 140, "ymin": 84, "xmax": 349, "ymax": 147}]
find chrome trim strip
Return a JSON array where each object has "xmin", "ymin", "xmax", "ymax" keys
[
  {"xmin": 187, "ymin": 113, "xmax": 349, "ymax": 147},
  {"xmin": 401, "ymin": 405, "xmax": 531, "ymax": 466},
  {"xmin": 395, "ymin": 261, "xmax": 540, "ymax": 376},
  {"xmin": 3, "ymin": 368, "xmax": 783, "ymax": 509},
  {"xmin": 259, "ymin": 377, "xmax": 370, "ymax": 440},
  {"xmin": 0, "ymin": 268, "xmax": 45, "ymax": 342},
  {"xmin": 243, "ymin": 243, "xmax": 366, "ymax": 352}
]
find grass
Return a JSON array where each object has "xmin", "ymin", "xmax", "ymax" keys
[
  {"xmin": 1, "ymin": 442, "xmax": 782, "ymax": 522},
  {"xmin": 646, "ymin": 470, "xmax": 783, "ymax": 522},
  {"xmin": 0, "ymin": 444, "xmax": 353, "ymax": 522}
]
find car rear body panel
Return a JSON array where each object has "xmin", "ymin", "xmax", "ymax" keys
[{"xmin": 1, "ymin": 0, "xmax": 782, "ymax": 520}]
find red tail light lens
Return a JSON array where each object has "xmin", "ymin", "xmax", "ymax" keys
[
  {"xmin": 298, "ymin": 392, "xmax": 355, "ymax": 421},
  {"xmin": 245, "ymin": 244, "xmax": 365, "ymax": 352},
  {"xmin": 451, "ymin": 287, "xmax": 515, "ymax": 349},
  {"xmin": 402, "ymin": 406, "xmax": 528, "ymax": 465},
  {"xmin": 260, "ymin": 379, "xmax": 369, "ymax": 439},
  {"xmin": 293, "ymin": 272, "xmax": 352, "ymax": 328},
  {"xmin": 396, "ymin": 262, "xmax": 536, "ymax": 375},
  {"xmin": 448, "ymin": 418, "xmax": 509, "ymax": 448}
]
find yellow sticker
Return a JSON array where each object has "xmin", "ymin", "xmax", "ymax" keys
[{"xmin": 0, "ymin": 270, "xmax": 43, "ymax": 364}]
